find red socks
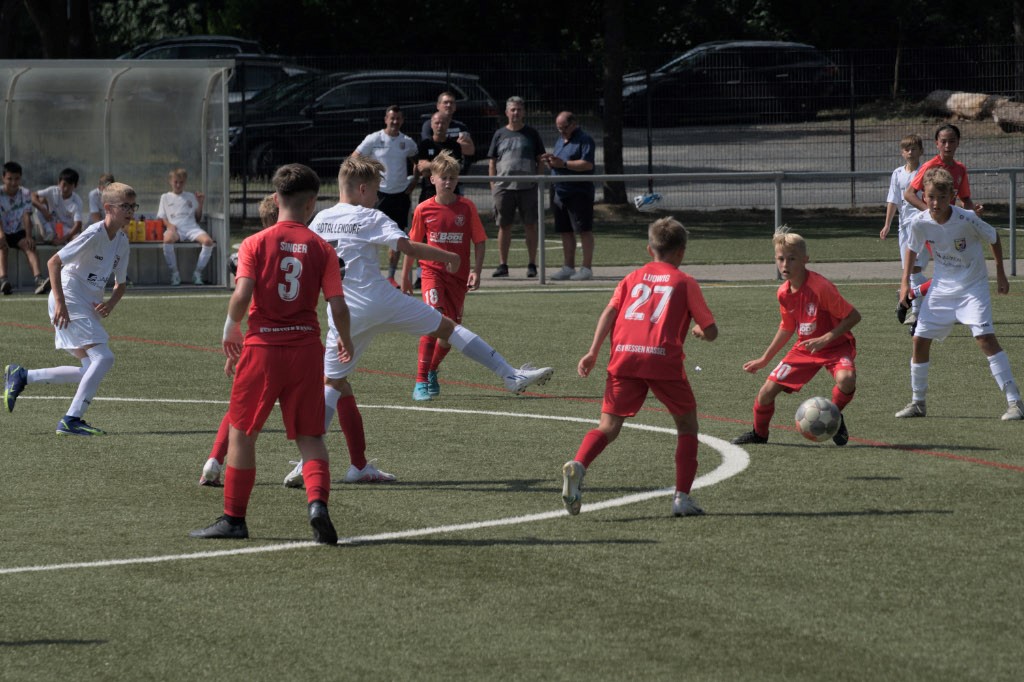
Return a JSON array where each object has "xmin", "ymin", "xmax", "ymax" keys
[
  {"xmin": 302, "ymin": 458, "xmax": 331, "ymax": 505},
  {"xmin": 209, "ymin": 412, "xmax": 230, "ymax": 465},
  {"xmin": 417, "ymin": 336, "xmax": 436, "ymax": 382},
  {"xmin": 675, "ymin": 433, "xmax": 699, "ymax": 493},
  {"xmin": 223, "ymin": 466, "xmax": 256, "ymax": 518},
  {"xmin": 337, "ymin": 395, "xmax": 367, "ymax": 470},
  {"xmin": 574, "ymin": 429, "xmax": 609, "ymax": 468},
  {"xmin": 753, "ymin": 400, "xmax": 775, "ymax": 438},
  {"xmin": 911, "ymin": 278, "xmax": 932, "ymax": 300},
  {"xmin": 832, "ymin": 385, "xmax": 855, "ymax": 411},
  {"xmin": 430, "ymin": 344, "xmax": 451, "ymax": 371}
]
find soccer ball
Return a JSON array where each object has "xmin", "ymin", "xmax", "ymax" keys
[{"xmin": 794, "ymin": 396, "xmax": 841, "ymax": 442}]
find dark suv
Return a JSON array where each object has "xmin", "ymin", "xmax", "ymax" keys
[
  {"xmin": 118, "ymin": 35, "xmax": 263, "ymax": 59},
  {"xmin": 622, "ymin": 41, "xmax": 839, "ymax": 125},
  {"xmin": 228, "ymin": 70, "xmax": 501, "ymax": 177}
]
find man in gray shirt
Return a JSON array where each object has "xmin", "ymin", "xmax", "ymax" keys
[{"xmin": 486, "ymin": 96, "xmax": 545, "ymax": 277}]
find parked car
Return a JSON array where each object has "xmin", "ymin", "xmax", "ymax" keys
[
  {"xmin": 117, "ymin": 35, "xmax": 264, "ymax": 59},
  {"xmin": 228, "ymin": 55, "xmax": 317, "ymax": 104},
  {"xmin": 622, "ymin": 41, "xmax": 840, "ymax": 125},
  {"xmin": 228, "ymin": 70, "xmax": 502, "ymax": 177}
]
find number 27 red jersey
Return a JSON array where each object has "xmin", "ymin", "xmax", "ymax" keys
[{"xmin": 607, "ymin": 261, "xmax": 715, "ymax": 380}]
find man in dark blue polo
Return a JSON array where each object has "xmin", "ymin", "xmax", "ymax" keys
[{"xmin": 543, "ymin": 111, "xmax": 596, "ymax": 281}]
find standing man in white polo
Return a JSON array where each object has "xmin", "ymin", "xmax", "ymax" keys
[{"xmin": 354, "ymin": 105, "xmax": 418, "ymax": 285}]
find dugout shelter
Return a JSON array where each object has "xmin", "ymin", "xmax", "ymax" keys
[{"xmin": 0, "ymin": 60, "xmax": 231, "ymax": 287}]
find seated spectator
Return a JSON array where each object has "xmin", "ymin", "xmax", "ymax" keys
[
  {"xmin": 88, "ymin": 173, "xmax": 115, "ymax": 224},
  {"xmin": 0, "ymin": 161, "xmax": 49, "ymax": 295},
  {"xmin": 32, "ymin": 167, "xmax": 85, "ymax": 245},
  {"xmin": 159, "ymin": 168, "xmax": 213, "ymax": 286}
]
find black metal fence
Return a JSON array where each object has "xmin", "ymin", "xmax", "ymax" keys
[{"xmin": 231, "ymin": 44, "xmax": 1024, "ymax": 215}]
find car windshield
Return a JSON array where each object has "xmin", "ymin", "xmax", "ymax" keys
[{"xmin": 244, "ymin": 73, "xmax": 337, "ymax": 109}]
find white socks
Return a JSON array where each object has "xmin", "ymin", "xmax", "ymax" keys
[
  {"xmin": 909, "ymin": 271, "xmax": 926, "ymax": 312},
  {"xmin": 163, "ymin": 243, "xmax": 177, "ymax": 273},
  {"xmin": 447, "ymin": 324, "xmax": 514, "ymax": 378},
  {"xmin": 910, "ymin": 361, "xmax": 929, "ymax": 403},
  {"xmin": 987, "ymin": 351, "xmax": 1021, "ymax": 403},
  {"xmin": 27, "ymin": 358, "xmax": 90, "ymax": 385},
  {"xmin": 197, "ymin": 244, "xmax": 214, "ymax": 271},
  {"xmin": 323, "ymin": 385, "xmax": 342, "ymax": 432},
  {"xmin": 68, "ymin": 345, "xmax": 114, "ymax": 418}
]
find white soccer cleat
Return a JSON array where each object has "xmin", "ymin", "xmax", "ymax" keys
[
  {"xmin": 561, "ymin": 460, "xmax": 585, "ymax": 515},
  {"xmin": 283, "ymin": 460, "xmax": 304, "ymax": 488},
  {"xmin": 504, "ymin": 364, "xmax": 554, "ymax": 395},
  {"xmin": 199, "ymin": 458, "xmax": 222, "ymax": 487},
  {"xmin": 633, "ymin": 192, "xmax": 662, "ymax": 212},
  {"xmin": 550, "ymin": 265, "xmax": 575, "ymax": 281},
  {"xmin": 170, "ymin": 271, "xmax": 181, "ymax": 286},
  {"xmin": 1001, "ymin": 400, "xmax": 1024, "ymax": 421},
  {"xmin": 895, "ymin": 401, "xmax": 926, "ymax": 418},
  {"xmin": 192, "ymin": 271, "xmax": 205, "ymax": 285},
  {"xmin": 343, "ymin": 459, "xmax": 397, "ymax": 483},
  {"xmin": 672, "ymin": 492, "xmax": 705, "ymax": 517}
]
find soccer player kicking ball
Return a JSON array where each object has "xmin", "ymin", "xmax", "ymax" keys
[
  {"xmin": 895, "ymin": 168, "xmax": 1023, "ymax": 421},
  {"xmin": 561, "ymin": 218, "xmax": 717, "ymax": 518},
  {"xmin": 4, "ymin": 182, "xmax": 135, "ymax": 435},
  {"xmin": 731, "ymin": 227, "xmax": 861, "ymax": 446},
  {"xmin": 190, "ymin": 164, "xmax": 354, "ymax": 543},
  {"xmin": 281, "ymin": 155, "xmax": 553, "ymax": 489}
]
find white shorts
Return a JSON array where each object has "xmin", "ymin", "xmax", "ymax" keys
[
  {"xmin": 898, "ymin": 229, "xmax": 930, "ymax": 270},
  {"xmin": 173, "ymin": 223, "xmax": 209, "ymax": 243},
  {"xmin": 324, "ymin": 280, "xmax": 442, "ymax": 379},
  {"xmin": 48, "ymin": 292, "xmax": 108, "ymax": 349},
  {"xmin": 915, "ymin": 288, "xmax": 994, "ymax": 340}
]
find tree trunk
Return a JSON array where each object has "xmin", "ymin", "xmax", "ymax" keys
[{"xmin": 601, "ymin": 0, "xmax": 627, "ymax": 204}]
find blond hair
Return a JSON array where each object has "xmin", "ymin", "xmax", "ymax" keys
[
  {"xmin": 430, "ymin": 150, "xmax": 461, "ymax": 179},
  {"xmin": 258, "ymin": 194, "xmax": 278, "ymax": 227},
  {"xmin": 168, "ymin": 168, "xmax": 188, "ymax": 181},
  {"xmin": 648, "ymin": 217, "xmax": 688, "ymax": 256},
  {"xmin": 101, "ymin": 182, "xmax": 136, "ymax": 207},
  {"xmin": 773, "ymin": 225, "xmax": 807, "ymax": 255},
  {"xmin": 338, "ymin": 155, "xmax": 384, "ymax": 192},
  {"xmin": 922, "ymin": 167, "xmax": 954, "ymax": 194}
]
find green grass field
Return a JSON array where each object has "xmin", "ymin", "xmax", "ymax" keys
[{"xmin": 2, "ymin": 274, "xmax": 1023, "ymax": 680}]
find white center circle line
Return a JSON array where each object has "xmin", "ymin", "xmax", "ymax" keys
[{"xmin": 0, "ymin": 401, "xmax": 750, "ymax": 575}]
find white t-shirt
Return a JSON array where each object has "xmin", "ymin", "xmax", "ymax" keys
[
  {"xmin": 310, "ymin": 202, "xmax": 405, "ymax": 290},
  {"xmin": 88, "ymin": 188, "xmax": 103, "ymax": 215},
  {"xmin": 157, "ymin": 191, "xmax": 201, "ymax": 230},
  {"xmin": 887, "ymin": 165, "xmax": 921, "ymax": 230},
  {"xmin": 55, "ymin": 221, "xmax": 130, "ymax": 308},
  {"xmin": 0, "ymin": 187, "xmax": 33, "ymax": 235},
  {"xmin": 355, "ymin": 130, "xmax": 417, "ymax": 194},
  {"xmin": 907, "ymin": 206, "xmax": 997, "ymax": 296},
  {"xmin": 37, "ymin": 186, "xmax": 84, "ymax": 229}
]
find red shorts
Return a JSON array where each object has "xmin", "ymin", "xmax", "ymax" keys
[
  {"xmin": 602, "ymin": 374, "xmax": 696, "ymax": 417},
  {"xmin": 229, "ymin": 342, "xmax": 325, "ymax": 439},
  {"xmin": 768, "ymin": 342, "xmax": 856, "ymax": 392},
  {"xmin": 421, "ymin": 274, "xmax": 467, "ymax": 324}
]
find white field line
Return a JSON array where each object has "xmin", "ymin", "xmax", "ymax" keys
[{"xmin": 0, "ymin": 403, "xmax": 749, "ymax": 575}]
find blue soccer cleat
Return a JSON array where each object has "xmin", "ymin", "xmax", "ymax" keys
[
  {"xmin": 426, "ymin": 370, "xmax": 441, "ymax": 397},
  {"xmin": 412, "ymin": 382, "xmax": 431, "ymax": 401},
  {"xmin": 56, "ymin": 415, "xmax": 106, "ymax": 436},
  {"xmin": 4, "ymin": 364, "xmax": 28, "ymax": 413}
]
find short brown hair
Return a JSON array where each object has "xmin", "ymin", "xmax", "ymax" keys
[
  {"xmin": 338, "ymin": 155, "xmax": 384, "ymax": 192},
  {"xmin": 98, "ymin": 173, "xmax": 115, "ymax": 188},
  {"xmin": 272, "ymin": 163, "xmax": 319, "ymax": 210},
  {"xmin": 258, "ymin": 194, "xmax": 278, "ymax": 228},
  {"xmin": 648, "ymin": 217, "xmax": 688, "ymax": 256},
  {"xmin": 900, "ymin": 134, "xmax": 923, "ymax": 151}
]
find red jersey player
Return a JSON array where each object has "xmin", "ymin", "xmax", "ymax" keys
[
  {"xmin": 190, "ymin": 164, "xmax": 353, "ymax": 543},
  {"xmin": 731, "ymin": 227, "xmax": 861, "ymax": 447},
  {"xmin": 401, "ymin": 150, "xmax": 487, "ymax": 400},
  {"xmin": 561, "ymin": 217, "xmax": 718, "ymax": 518}
]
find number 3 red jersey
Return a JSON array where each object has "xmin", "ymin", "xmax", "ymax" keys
[
  {"xmin": 607, "ymin": 261, "xmax": 715, "ymax": 379},
  {"xmin": 235, "ymin": 220, "xmax": 343, "ymax": 347}
]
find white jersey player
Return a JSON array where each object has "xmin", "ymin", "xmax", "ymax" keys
[
  {"xmin": 896, "ymin": 167, "xmax": 1023, "ymax": 421},
  {"xmin": 158, "ymin": 168, "xmax": 214, "ymax": 286},
  {"xmin": 3, "ymin": 183, "xmax": 135, "ymax": 436},
  {"xmin": 281, "ymin": 155, "xmax": 554, "ymax": 488}
]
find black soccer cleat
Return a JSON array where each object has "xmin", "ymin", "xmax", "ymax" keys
[
  {"xmin": 895, "ymin": 295, "xmax": 912, "ymax": 324},
  {"xmin": 308, "ymin": 500, "xmax": 338, "ymax": 545},
  {"xmin": 832, "ymin": 414, "xmax": 849, "ymax": 447},
  {"xmin": 189, "ymin": 515, "xmax": 249, "ymax": 539},
  {"xmin": 731, "ymin": 430, "xmax": 769, "ymax": 445}
]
